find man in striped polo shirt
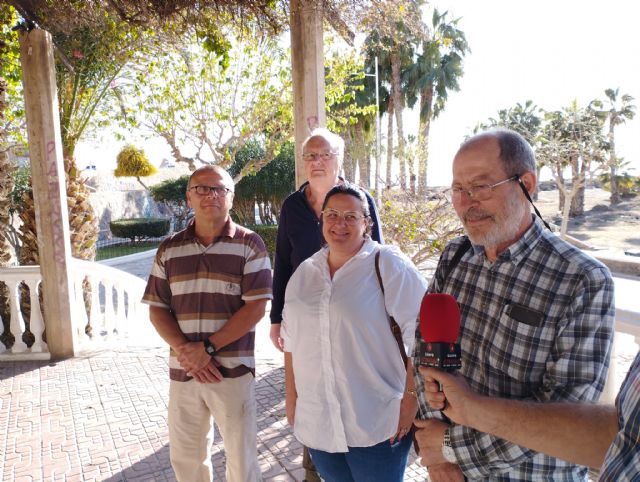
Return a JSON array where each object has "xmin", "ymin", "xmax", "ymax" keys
[{"xmin": 142, "ymin": 165, "xmax": 272, "ymax": 482}]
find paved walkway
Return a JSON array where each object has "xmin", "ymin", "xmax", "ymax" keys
[
  {"xmin": 1, "ymin": 249, "xmax": 637, "ymax": 481},
  {"xmin": 0, "ymin": 250, "xmax": 428, "ymax": 481}
]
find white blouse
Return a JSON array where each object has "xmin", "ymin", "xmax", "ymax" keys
[{"xmin": 281, "ymin": 238, "xmax": 428, "ymax": 452}]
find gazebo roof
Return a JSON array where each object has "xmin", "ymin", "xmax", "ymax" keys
[{"xmin": 6, "ymin": 0, "xmax": 360, "ymax": 44}]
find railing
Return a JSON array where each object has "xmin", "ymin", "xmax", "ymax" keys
[{"xmin": 0, "ymin": 259, "xmax": 149, "ymax": 360}]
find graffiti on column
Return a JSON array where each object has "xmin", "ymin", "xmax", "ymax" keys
[
  {"xmin": 45, "ymin": 140, "xmax": 66, "ymax": 265},
  {"xmin": 306, "ymin": 115, "xmax": 319, "ymax": 131}
]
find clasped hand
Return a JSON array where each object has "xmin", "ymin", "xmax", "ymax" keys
[{"xmin": 177, "ymin": 341, "xmax": 223, "ymax": 383}]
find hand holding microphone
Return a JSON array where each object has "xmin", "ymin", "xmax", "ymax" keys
[
  {"xmin": 417, "ymin": 293, "xmax": 462, "ymax": 415},
  {"xmin": 419, "ymin": 367, "xmax": 475, "ymax": 426}
]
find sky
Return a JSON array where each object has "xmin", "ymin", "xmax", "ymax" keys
[{"xmin": 423, "ymin": 0, "xmax": 640, "ymax": 186}]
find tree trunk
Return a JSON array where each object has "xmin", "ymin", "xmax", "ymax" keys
[
  {"xmin": 417, "ymin": 85, "xmax": 434, "ymax": 195},
  {"xmin": 354, "ymin": 121, "xmax": 369, "ymax": 188},
  {"xmin": 390, "ymin": 52, "xmax": 406, "ymax": 190},
  {"xmin": 0, "ymin": 77, "xmax": 14, "ymax": 338},
  {"xmin": 342, "ymin": 131, "xmax": 356, "ymax": 182},
  {"xmin": 608, "ymin": 123, "xmax": 621, "ymax": 204},
  {"xmin": 569, "ymin": 156, "xmax": 585, "ymax": 217},
  {"xmin": 386, "ymin": 97, "xmax": 394, "ymax": 188},
  {"xmin": 160, "ymin": 131, "xmax": 197, "ymax": 171},
  {"xmin": 556, "ymin": 165, "xmax": 565, "ymax": 212}
]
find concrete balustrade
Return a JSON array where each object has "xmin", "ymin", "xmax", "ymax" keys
[{"xmin": 0, "ymin": 259, "xmax": 149, "ymax": 360}]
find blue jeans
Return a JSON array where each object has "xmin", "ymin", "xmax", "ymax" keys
[{"xmin": 308, "ymin": 434, "xmax": 412, "ymax": 482}]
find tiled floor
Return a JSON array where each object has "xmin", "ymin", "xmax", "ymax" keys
[
  {"xmin": 0, "ymin": 339, "xmax": 427, "ymax": 481},
  {"xmin": 1, "ymin": 250, "xmax": 635, "ymax": 481}
]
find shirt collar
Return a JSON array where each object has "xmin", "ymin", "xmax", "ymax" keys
[
  {"xmin": 298, "ymin": 176, "xmax": 346, "ymax": 194},
  {"xmin": 313, "ymin": 236, "xmax": 376, "ymax": 267},
  {"xmin": 470, "ymin": 215, "xmax": 543, "ymax": 265},
  {"xmin": 183, "ymin": 216, "xmax": 236, "ymax": 240}
]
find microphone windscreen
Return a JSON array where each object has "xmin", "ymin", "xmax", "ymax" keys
[{"xmin": 419, "ymin": 293, "xmax": 461, "ymax": 343}]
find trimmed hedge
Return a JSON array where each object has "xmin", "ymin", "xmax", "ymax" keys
[
  {"xmin": 109, "ymin": 218, "xmax": 171, "ymax": 243},
  {"xmin": 248, "ymin": 224, "xmax": 278, "ymax": 264}
]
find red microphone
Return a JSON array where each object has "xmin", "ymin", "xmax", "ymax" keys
[{"xmin": 417, "ymin": 293, "xmax": 462, "ymax": 378}]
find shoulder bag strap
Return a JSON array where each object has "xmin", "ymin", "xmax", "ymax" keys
[
  {"xmin": 374, "ymin": 250, "xmax": 408, "ymax": 369},
  {"xmin": 441, "ymin": 236, "xmax": 471, "ymax": 286}
]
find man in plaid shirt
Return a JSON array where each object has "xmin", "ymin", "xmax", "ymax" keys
[{"xmin": 413, "ymin": 129, "xmax": 615, "ymax": 481}]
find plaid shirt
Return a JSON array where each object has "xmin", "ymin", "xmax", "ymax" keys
[
  {"xmin": 414, "ymin": 218, "xmax": 615, "ymax": 481},
  {"xmin": 598, "ymin": 351, "xmax": 640, "ymax": 481}
]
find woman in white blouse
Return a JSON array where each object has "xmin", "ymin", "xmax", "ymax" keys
[{"xmin": 281, "ymin": 183, "xmax": 428, "ymax": 481}]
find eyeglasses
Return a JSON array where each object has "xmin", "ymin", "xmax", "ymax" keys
[
  {"xmin": 189, "ymin": 185, "xmax": 233, "ymax": 197},
  {"xmin": 321, "ymin": 208, "xmax": 367, "ymax": 225},
  {"xmin": 448, "ymin": 175, "xmax": 518, "ymax": 202},
  {"xmin": 302, "ymin": 151, "xmax": 336, "ymax": 162},
  {"xmin": 449, "ymin": 174, "xmax": 553, "ymax": 231}
]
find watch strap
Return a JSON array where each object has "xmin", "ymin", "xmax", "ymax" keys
[{"xmin": 203, "ymin": 337, "xmax": 217, "ymax": 356}]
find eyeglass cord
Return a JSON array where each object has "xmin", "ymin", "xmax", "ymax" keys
[{"xmin": 515, "ymin": 175, "xmax": 553, "ymax": 231}]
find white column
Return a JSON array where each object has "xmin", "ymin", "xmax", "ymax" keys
[
  {"xmin": 19, "ymin": 29, "xmax": 76, "ymax": 359},
  {"xmin": 290, "ymin": 0, "xmax": 326, "ymax": 189}
]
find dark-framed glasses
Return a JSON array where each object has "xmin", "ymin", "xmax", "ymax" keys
[
  {"xmin": 321, "ymin": 208, "xmax": 367, "ymax": 225},
  {"xmin": 448, "ymin": 175, "xmax": 518, "ymax": 202},
  {"xmin": 189, "ymin": 185, "xmax": 233, "ymax": 197},
  {"xmin": 302, "ymin": 151, "xmax": 336, "ymax": 162}
]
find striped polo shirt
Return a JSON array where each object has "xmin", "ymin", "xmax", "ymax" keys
[{"xmin": 142, "ymin": 218, "xmax": 273, "ymax": 382}]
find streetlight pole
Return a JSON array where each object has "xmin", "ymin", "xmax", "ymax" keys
[{"xmin": 365, "ymin": 56, "xmax": 381, "ymax": 207}]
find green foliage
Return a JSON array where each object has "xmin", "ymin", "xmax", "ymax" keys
[
  {"xmin": 1, "ymin": 5, "xmax": 27, "ymax": 151},
  {"xmin": 109, "ymin": 218, "xmax": 170, "ymax": 243},
  {"xmin": 96, "ymin": 241, "xmax": 160, "ymax": 261},
  {"xmin": 598, "ymin": 172, "xmax": 639, "ymax": 197},
  {"xmin": 325, "ymin": 42, "xmax": 377, "ymax": 132},
  {"xmin": 379, "ymin": 189, "xmax": 463, "ymax": 267},
  {"xmin": 114, "ymin": 145, "xmax": 157, "ymax": 177},
  {"xmin": 200, "ymin": 30, "xmax": 231, "ymax": 70},
  {"xmin": 247, "ymin": 224, "xmax": 277, "ymax": 263},
  {"xmin": 149, "ymin": 175, "xmax": 189, "ymax": 202},
  {"xmin": 113, "ymin": 26, "xmax": 292, "ymax": 176},
  {"xmin": 149, "ymin": 175, "xmax": 191, "ymax": 230},
  {"xmin": 9, "ymin": 167, "xmax": 31, "ymax": 214},
  {"xmin": 474, "ymin": 100, "xmax": 543, "ymax": 148},
  {"xmin": 51, "ymin": 11, "xmax": 151, "ymax": 158},
  {"xmin": 230, "ymin": 139, "xmax": 294, "ymax": 225}
]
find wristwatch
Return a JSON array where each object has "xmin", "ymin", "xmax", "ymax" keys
[
  {"xmin": 442, "ymin": 427, "xmax": 456, "ymax": 463},
  {"xmin": 203, "ymin": 338, "xmax": 217, "ymax": 357}
]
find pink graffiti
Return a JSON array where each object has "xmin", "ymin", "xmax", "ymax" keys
[
  {"xmin": 44, "ymin": 140, "xmax": 66, "ymax": 265},
  {"xmin": 306, "ymin": 115, "xmax": 319, "ymax": 131}
]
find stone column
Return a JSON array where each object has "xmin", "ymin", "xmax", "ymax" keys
[
  {"xmin": 19, "ymin": 29, "xmax": 76, "ymax": 359},
  {"xmin": 290, "ymin": 0, "xmax": 326, "ymax": 189}
]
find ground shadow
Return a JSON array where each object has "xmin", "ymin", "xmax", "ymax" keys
[{"xmin": 0, "ymin": 359, "xmax": 52, "ymax": 380}]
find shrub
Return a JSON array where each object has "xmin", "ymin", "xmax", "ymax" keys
[
  {"xmin": 248, "ymin": 224, "xmax": 278, "ymax": 264},
  {"xmin": 598, "ymin": 172, "xmax": 639, "ymax": 197},
  {"xmin": 379, "ymin": 189, "xmax": 463, "ymax": 269},
  {"xmin": 149, "ymin": 175, "xmax": 191, "ymax": 230},
  {"xmin": 109, "ymin": 218, "xmax": 170, "ymax": 244}
]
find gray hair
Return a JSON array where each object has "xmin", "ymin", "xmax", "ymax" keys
[
  {"xmin": 460, "ymin": 129, "xmax": 536, "ymax": 175},
  {"xmin": 302, "ymin": 128, "xmax": 345, "ymax": 164}
]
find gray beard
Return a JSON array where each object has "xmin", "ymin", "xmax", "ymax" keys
[{"xmin": 465, "ymin": 194, "xmax": 529, "ymax": 249}]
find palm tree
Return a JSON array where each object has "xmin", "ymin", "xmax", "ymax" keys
[
  {"xmin": 364, "ymin": 29, "xmax": 414, "ymax": 190},
  {"xmin": 476, "ymin": 100, "xmax": 543, "ymax": 198},
  {"xmin": 591, "ymin": 88, "xmax": 636, "ymax": 204},
  {"xmin": 405, "ymin": 9, "xmax": 469, "ymax": 195},
  {"xmin": 0, "ymin": 78, "xmax": 14, "ymax": 337}
]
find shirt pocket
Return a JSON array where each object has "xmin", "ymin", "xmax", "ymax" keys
[
  {"xmin": 217, "ymin": 271, "xmax": 242, "ymax": 296},
  {"xmin": 486, "ymin": 304, "xmax": 554, "ymax": 385}
]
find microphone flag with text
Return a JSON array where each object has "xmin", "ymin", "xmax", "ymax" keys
[{"xmin": 417, "ymin": 293, "xmax": 462, "ymax": 378}]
